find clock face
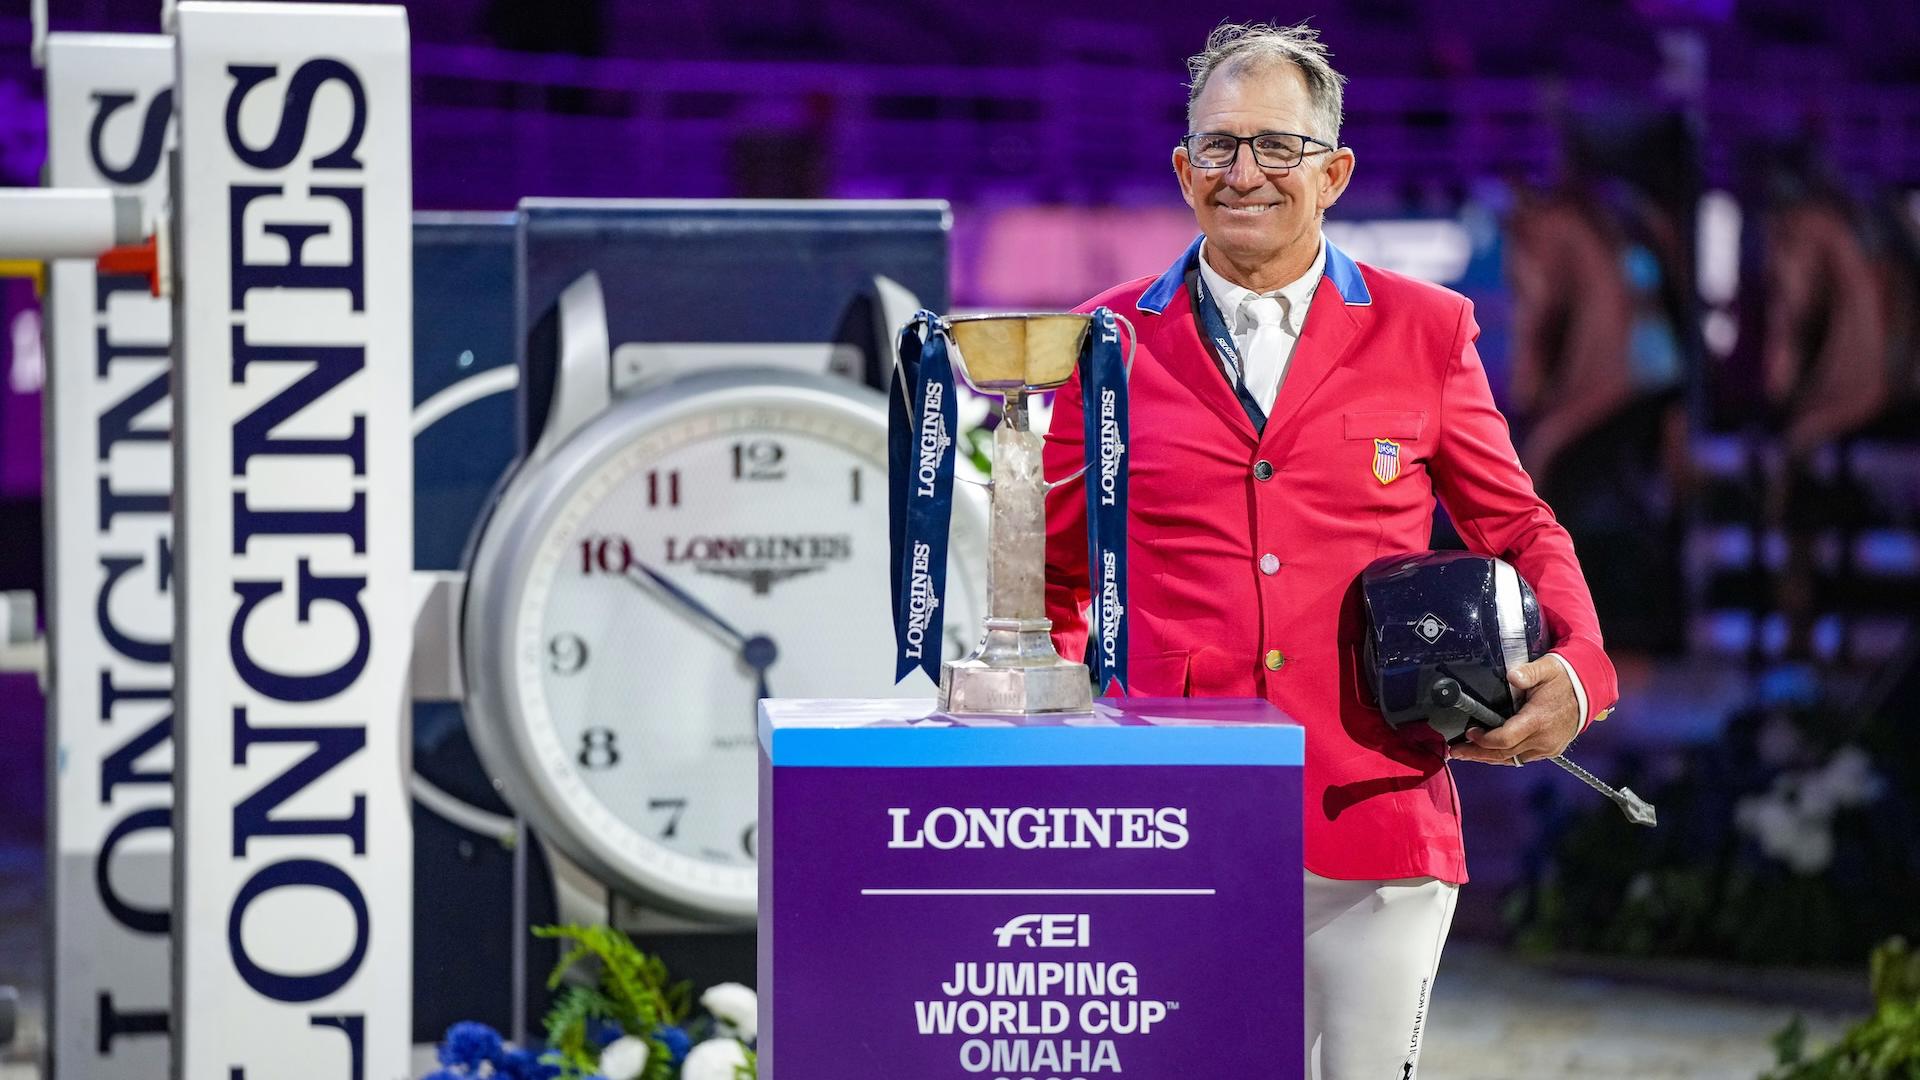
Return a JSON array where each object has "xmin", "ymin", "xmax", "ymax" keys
[{"xmin": 471, "ymin": 375, "xmax": 986, "ymax": 920}]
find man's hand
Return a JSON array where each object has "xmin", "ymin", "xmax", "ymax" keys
[{"xmin": 1450, "ymin": 657, "xmax": 1581, "ymax": 766}]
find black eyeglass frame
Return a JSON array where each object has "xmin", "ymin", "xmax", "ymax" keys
[{"xmin": 1179, "ymin": 130, "xmax": 1339, "ymax": 170}]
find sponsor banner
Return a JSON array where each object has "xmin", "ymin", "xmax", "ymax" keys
[
  {"xmin": 42, "ymin": 33, "xmax": 176, "ymax": 1079},
  {"xmin": 760, "ymin": 698, "xmax": 1304, "ymax": 1078},
  {"xmin": 170, "ymin": 4, "xmax": 413, "ymax": 1077}
]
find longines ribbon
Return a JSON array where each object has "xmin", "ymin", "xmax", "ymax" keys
[
  {"xmin": 1082, "ymin": 306, "xmax": 1130, "ymax": 694},
  {"xmin": 1191, "ymin": 270, "xmax": 1267, "ymax": 431},
  {"xmin": 889, "ymin": 311, "xmax": 958, "ymax": 684}
]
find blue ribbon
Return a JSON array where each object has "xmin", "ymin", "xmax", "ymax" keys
[
  {"xmin": 889, "ymin": 312, "xmax": 958, "ymax": 684},
  {"xmin": 1082, "ymin": 307, "xmax": 1130, "ymax": 694},
  {"xmin": 1191, "ymin": 270, "xmax": 1268, "ymax": 432}
]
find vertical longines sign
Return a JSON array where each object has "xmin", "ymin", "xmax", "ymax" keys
[
  {"xmin": 43, "ymin": 33, "xmax": 177, "ymax": 1080},
  {"xmin": 170, "ymin": 4, "xmax": 413, "ymax": 1077}
]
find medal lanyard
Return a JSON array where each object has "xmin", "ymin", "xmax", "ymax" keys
[
  {"xmin": 1192, "ymin": 271, "xmax": 1252, "ymax": 399},
  {"xmin": 1192, "ymin": 270, "xmax": 1269, "ymax": 431}
]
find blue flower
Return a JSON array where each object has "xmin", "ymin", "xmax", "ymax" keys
[
  {"xmin": 438, "ymin": 1021, "xmax": 506, "ymax": 1069},
  {"xmin": 653, "ymin": 1024, "xmax": 692, "ymax": 1065},
  {"xmin": 421, "ymin": 1070, "xmax": 466, "ymax": 1080},
  {"xmin": 495, "ymin": 1046, "xmax": 564, "ymax": 1080}
]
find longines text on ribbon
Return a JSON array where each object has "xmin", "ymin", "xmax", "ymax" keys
[{"xmin": 902, "ymin": 540, "xmax": 940, "ymax": 662}]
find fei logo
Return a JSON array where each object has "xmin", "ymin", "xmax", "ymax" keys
[{"xmin": 993, "ymin": 914, "xmax": 1090, "ymax": 949}]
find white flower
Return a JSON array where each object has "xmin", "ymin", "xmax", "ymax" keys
[
  {"xmin": 1779, "ymin": 822, "xmax": 1834, "ymax": 875},
  {"xmin": 1736, "ymin": 792, "xmax": 1794, "ymax": 845},
  {"xmin": 1735, "ymin": 744, "xmax": 1883, "ymax": 876},
  {"xmin": 1770, "ymin": 745, "xmax": 1885, "ymax": 820},
  {"xmin": 1819, "ymin": 746, "xmax": 1885, "ymax": 808},
  {"xmin": 597, "ymin": 1035, "xmax": 650, "ymax": 1080},
  {"xmin": 1736, "ymin": 792, "xmax": 1835, "ymax": 875},
  {"xmin": 681, "ymin": 1037, "xmax": 750, "ymax": 1080},
  {"xmin": 700, "ymin": 981, "xmax": 758, "ymax": 1040}
]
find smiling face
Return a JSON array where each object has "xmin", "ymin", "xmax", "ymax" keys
[{"xmin": 1175, "ymin": 63, "xmax": 1355, "ymax": 292}]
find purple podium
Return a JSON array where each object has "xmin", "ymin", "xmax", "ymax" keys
[{"xmin": 758, "ymin": 697, "xmax": 1303, "ymax": 1079}]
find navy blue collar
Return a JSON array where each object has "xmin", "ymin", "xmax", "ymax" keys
[{"xmin": 1137, "ymin": 233, "xmax": 1372, "ymax": 314}]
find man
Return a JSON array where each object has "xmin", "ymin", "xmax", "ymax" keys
[
  {"xmin": 1041, "ymin": 23, "xmax": 1617, "ymax": 1079},
  {"xmin": 1760, "ymin": 177, "xmax": 1889, "ymax": 662}
]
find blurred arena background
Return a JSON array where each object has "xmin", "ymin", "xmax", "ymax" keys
[{"xmin": 1, "ymin": 0, "xmax": 1917, "ymax": 1075}]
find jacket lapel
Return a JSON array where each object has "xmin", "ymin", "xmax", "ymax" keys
[
  {"xmin": 1260, "ymin": 241, "xmax": 1372, "ymax": 444},
  {"xmin": 1146, "ymin": 285, "xmax": 1259, "ymax": 445},
  {"xmin": 1260, "ymin": 285, "xmax": 1363, "ymax": 441}
]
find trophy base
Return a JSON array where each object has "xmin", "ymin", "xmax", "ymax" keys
[{"xmin": 937, "ymin": 618, "xmax": 1094, "ymax": 715}]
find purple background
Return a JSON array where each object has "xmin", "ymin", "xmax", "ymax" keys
[{"xmin": 769, "ymin": 763, "xmax": 1303, "ymax": 1077}]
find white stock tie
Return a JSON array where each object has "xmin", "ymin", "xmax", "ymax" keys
[{"xmin": 1241, "ymin": 295, "xmax": 1289, "ymax": 414}]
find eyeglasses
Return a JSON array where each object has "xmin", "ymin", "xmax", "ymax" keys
[{"xmin": 1180, "ymin": 131, "xmax": 1337, "ymax": 171}]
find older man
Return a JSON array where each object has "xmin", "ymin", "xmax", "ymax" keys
[{"xmin": 1041, "ymin": 23, "xmax": 1617, "ymax": 1079}]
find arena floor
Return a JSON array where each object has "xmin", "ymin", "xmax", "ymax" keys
[{"xmin": 1420, "ymin": 943, "xmax": 1852, "ymax": 1080}]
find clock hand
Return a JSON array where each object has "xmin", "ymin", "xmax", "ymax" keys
[
  {"xmin": 625, "ymin": 561, "xmax": 780, "ymax": 707},
  {"xmin": 625, "ymin": 560, "xmax": 750, "ymax": 649}
]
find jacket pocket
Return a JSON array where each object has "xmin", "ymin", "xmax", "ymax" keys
[
  {"xmin": 1129, "ymin": 650, "xmax": 1192, "ymax": 697},
  {"xmin": 1343, "ymin": 410, "xmax": 1427, "ymax": 440}
]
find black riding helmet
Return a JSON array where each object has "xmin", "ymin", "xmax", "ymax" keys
[{"xmin": 1358, "ymin": 550, "xmax": 1548, "ymax": 744}]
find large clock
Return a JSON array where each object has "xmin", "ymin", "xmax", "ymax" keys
[{"xmin": 462, "ymin": 277, "xmax": 987, "ymax": 924}]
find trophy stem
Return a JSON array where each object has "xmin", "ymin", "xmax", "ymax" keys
[{"xmin": 990, "ymin": 391, "xmax": 1046, "ymax": 622}]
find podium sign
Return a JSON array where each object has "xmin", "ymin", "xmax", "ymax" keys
[{"xmin": 759, "ymin": 699, "xmax": 1302, "ymax": 1078}]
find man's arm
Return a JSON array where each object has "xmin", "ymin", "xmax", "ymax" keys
[
  {"xmin": 1042, "ymin": 364, "xmax": 1092, "ymax": 664},
  {"xmin": 1509, "ymin": 211, "xmax": 1638, "ymax": 478},
  {"xmin": 1502, "ymin": 213, "xmax": 1553, "ymax": 417},
  {"xmin": 1430, "ymin": 299, "xmax": 1619, "ymax": 734}
]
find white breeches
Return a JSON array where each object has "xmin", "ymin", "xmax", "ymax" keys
[{"xmin": 1304, "ymin": 870, "xmax": 1460, "ymax": 1079}]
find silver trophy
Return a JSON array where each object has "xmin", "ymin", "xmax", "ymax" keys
[{"xmin": 932, "ymin": 312, "xmax": 1133, "ymax": 715}]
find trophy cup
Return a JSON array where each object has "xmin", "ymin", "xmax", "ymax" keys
[{"xmin": 891, "ymin": 310, "xmax": 1134, "ymax": 715}]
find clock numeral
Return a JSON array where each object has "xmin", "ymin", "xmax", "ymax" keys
[
  {"xmin": 649, "ymin": 797, "xmax": 688, "ymax": 839},
  {"xmin": 741, "ymin": 823, "xmax": 758, "ymax": 859},
  {"xmin": 851, "ymin": 467, "xmax": 862, "ymax": 504},
  {"xmin": 548, "ymin": 633, "xmax": 590, "ymax": 675},
  {"xmin": 648, "ymin": 469, "xmax": 680, "ymax": 507},
  {"xmin": 579, "ymin": 535, "xmax": 635, "ymax": 575},
  {"xmin": 577, "ymin": 727, "xmax": 620, "ymax": 770},
  {"xmin": 731, "ymin": 439, "xmax": 786, "ymax": 481}
]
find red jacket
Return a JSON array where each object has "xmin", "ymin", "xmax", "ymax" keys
[{"xmin": 1043, "ymin": 237, "xmax": 1617, "ymax": 884}]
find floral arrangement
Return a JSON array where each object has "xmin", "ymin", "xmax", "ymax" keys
[
  {"xmin": 1763, "ymin": 937, "xmax": 1920, "ymax": 1078},
  {"xmin": 426, "ymin": 924, "xmax": 756, "ymax": 1080},
  {"xmin": 1506, "ymin": 677, "xmax": 1919, "ymax": 965},
  {"xmin": 426, "ymin": 1023, "xmax": 559, "ymax": 1080}
]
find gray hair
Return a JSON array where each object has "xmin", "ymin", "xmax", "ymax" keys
[{"xmin": 1185, "ymin": 22, "xmax": 1347, "ymax": 147}]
